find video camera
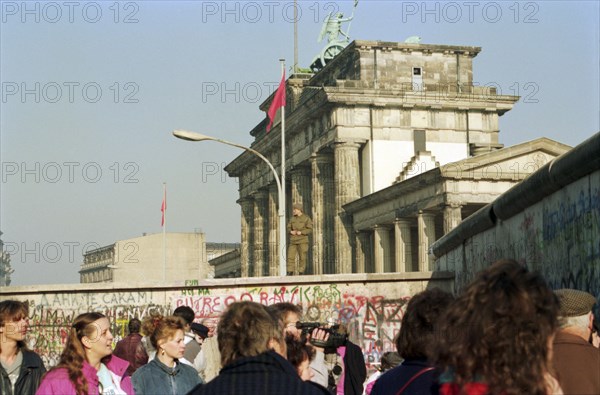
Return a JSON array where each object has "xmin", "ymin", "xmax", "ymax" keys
[{"xmin": 295, "ymin": 322, "xmax": 348, "ymax": 349}]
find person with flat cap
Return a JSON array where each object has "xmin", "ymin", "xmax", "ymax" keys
[
  {"xmin": 287, "ymin": 203, "xmax": 312, "ymax": 275},
  {"xmin": 552, "ymin": 288, "xmax": 600, "ymax": 395}
]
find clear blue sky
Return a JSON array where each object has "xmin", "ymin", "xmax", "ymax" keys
[{"xmin": 1, "ymin": 1, "xmax": 598, "ymax": 285}]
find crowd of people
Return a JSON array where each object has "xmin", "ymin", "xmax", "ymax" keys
[{"xmin": 0, "ymin": 259, "xmax": 598, "ymax": 395}]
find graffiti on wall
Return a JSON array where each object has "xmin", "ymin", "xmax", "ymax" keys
[
  {"xmin": 172, "ymin": 284, "xmax": 411, "ymax": 366},
  {"xmin": 24, "ymin": 291, "xmax": 170, "ymax": 367},
  {"xmin": 447, "ymin": 173, "xmax": 600, "ymax": 317},
  {"xmin": 17, "ymin": 281, "xmax": 419, "ymax": 369}
]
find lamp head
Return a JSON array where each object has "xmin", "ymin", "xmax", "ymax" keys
[{"xmin": 172, "ymin": 130, "xmax": 213, "ymax": 142}]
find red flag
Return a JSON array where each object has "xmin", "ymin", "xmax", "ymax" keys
[
  {"xmin": 161, "ymin": 190, "xmax": 166, "ymax": 227},
  {"xmin": 267, "ymin": 72, "xmax": 286, "ymax": 132}
]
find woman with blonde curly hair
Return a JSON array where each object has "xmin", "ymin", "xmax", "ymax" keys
[
  {"xmin": 131, "ymin": 315, "xmax": 201, "ymax": 394},
  {"xmin": 36, "ymin": 312, "xmax": 133, "ymax": 395},
  {"xmin": 434, "ymin": 259, "xmax": 562, "ymax": 395}
]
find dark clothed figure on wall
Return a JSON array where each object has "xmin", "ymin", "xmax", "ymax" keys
[{"xmin": 287, "ymin": 203, "xmax": 313, "ymax": 275}]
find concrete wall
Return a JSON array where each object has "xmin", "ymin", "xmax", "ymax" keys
[
  {"xmin": 0, "ymin": 272, "xmax": 452, "ymax": 370},
  {"xmin": 432, "ymin": 132, "xmax": 600, "ymax": 311}
]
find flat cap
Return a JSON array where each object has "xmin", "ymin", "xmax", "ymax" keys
[
  {"xmin": 554, "ymin": 289, "xmax": 597, "ymax": 317},
  {"xmin": 292, "ymin": 203, "xmax": 303, "ymax": 211}
]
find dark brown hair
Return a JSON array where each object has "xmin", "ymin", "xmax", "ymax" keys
[
  {"xmin": 434, "ymin": 259, "xmax": 560, "ymax": 395},
  {"xmin": 218, "ymin": 301, "xmax": 283, "ymax": 367},
  {"xmin": 128, "ymin": 318, "xmax": 142, "ymax": 334},
  {"xmin": 0, "ymin": 300, "xmax": 30, "ymax": 352},
  {"xmin": 395, "ymin": 288, "xmax": 453, "ymax": 360},
  {"xmin": 285, "ymin": 334, "xmax": 315, "ymax": 371}
]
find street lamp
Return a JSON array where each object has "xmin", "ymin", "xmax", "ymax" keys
[{"xmin": 172, "ymin": 129, "xmax": 287, "ymax": 277}]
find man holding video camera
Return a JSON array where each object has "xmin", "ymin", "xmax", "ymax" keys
[
  {"xmin": 267, "ymin": 303, "xmax": 367, "ymax": 394},
  {"xmin": 267, "ymin": 303, "xmax": 330, "ymax": 387}
]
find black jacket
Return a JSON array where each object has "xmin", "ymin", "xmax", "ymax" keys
[
  {"xmin": 0, "ymin": 349, "xmax": 46, "ymax": 395},
  {"xmin": 187, "ymin": 350, "xmax": 329, "ymax": 395}
]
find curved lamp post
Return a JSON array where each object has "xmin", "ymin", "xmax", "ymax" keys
[{"xmin": 172, "ymin": 129, "xmax": 287, "ymax": 277}]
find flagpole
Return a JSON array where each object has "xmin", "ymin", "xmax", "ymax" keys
[
  {"xmin": 293, "ymin": 0, "xmax": 298, "ymax": 74},
  {"xmin": 279, "ymin": 59, "xmax": 287, "ymax": 277},
  {"xmin": 162, "ymin": 182, "xmax": 166, "ymax": 282}
]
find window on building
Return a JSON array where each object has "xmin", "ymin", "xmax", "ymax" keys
[{"xmin": 412, "ymin": 67, "xmax": 423, "ymax": 91}]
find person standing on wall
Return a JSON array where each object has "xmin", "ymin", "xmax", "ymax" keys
[{"xmin": 287, "ymin": 203, "xmax": 313, "ymax": 275}]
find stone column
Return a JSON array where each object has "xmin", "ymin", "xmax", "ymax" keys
[
  {"xmin": 310, "ymin": 155, "xmax": 323, "ymax": 275},
  {"xmin": 373, "ymin": 226, "xmax": 386, "ymax": 273},
  {"xmin": 417, "ymin": 210, "xmax": 436, "ymax": 271},
  {"xmin": 354, "ymin": 231, "xmax": 368, "ymax": 273},
  {"xmin": 374, "ymin": 226, "xmax": 392, "ymax": 273},
  {"xmin": 238, "ymin": 197, "xmax": 254, "ymax": 278},
  {"xmin": 268, "ymin": 184, "xmax": 279, "ymax": 276},
  {"xmin": 443, "ymin": 203, "xmax": 462, "ymax": 234},
  {"xmin": 333, "ymin": 141, "xmax": 361, "ymax": 273},
  {"xmin": 312, "ymin": 151, "xmax": 335, "ymax": 274},
  {"xmin": 253, "ymin": 190, "xmax": 268, "ymax": 277},
  {"xmin": 290, "ymin": 166, "xmax": 311, "ymax": 212},
  {"xmin": 394, "ymin": 218, "xmax": 412, "ymax": 272}
]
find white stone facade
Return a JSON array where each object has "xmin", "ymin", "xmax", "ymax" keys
[
  {"xmin": 226, "ymin": 40, "xmax": 525, "ymax": 277},
  {"xmin": 79, "ymin": 232, "xmax": 210, "ymax": 284}
]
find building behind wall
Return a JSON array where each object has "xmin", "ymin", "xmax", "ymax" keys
[
  {"xmin": 79, "ymin": 232, "xmax": 213, "ymax": 283},
  {"xmin": 225, "ymin": 39, "xmax": 522, "ymax": 277}
]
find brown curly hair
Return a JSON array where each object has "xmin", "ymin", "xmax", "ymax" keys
[
  {"xmin": 395, "ymin": 288, "xmax": 453, "ymax": 360},
  {"xmin": 434, "ymin": 259, "xmax": 560, "ymax": 395},
  {"xmin": 53, "ymin": 312, "xmax": 107, "ymax": 395},
  {"xmin": 217, "ymin": 301, "xmax": 283, "ymax": 367},
  {"xmin": 141, "ymin": 311, "xmax": 163, "ymax": 336}
]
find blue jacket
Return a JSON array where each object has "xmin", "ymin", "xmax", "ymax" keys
[
  {"xmin": 370, "ymin": 359, "xmax": 439, "ymax": 395},
  {"xmin": 132, "ymin": 357, "xmax": 201, "ymax": 395}
]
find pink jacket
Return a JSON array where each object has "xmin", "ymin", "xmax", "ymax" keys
[{"xmin": 36, "ymin": 355, "xmax": 133, "ymax": 395}]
